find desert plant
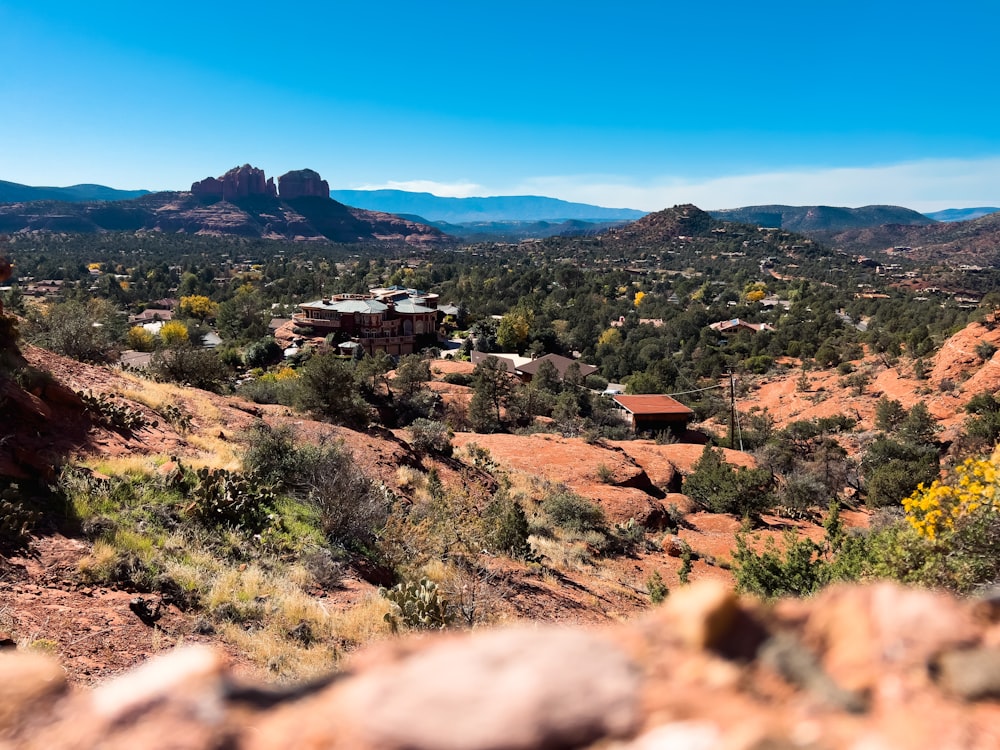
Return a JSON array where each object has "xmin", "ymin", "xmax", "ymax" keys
[
  {"xmin": 78, "ymin": 390, "xmax": 151, "ymax": 434},
  {"xmin": 380, "ymin": 578, "xmax": 452, "ymax": 630},
  {"xmin": 541, "ymin": 490, "xmax": 606, "ymax": 534},
  {"xmin": 646, "ymin": 570, "xmax": 668, "ymax": 604},
  {"xmin": 407, "ymin": 419, "xmax": 453, "ymax": 456},
  {"xmin": 683, "ymin": 446, "xmax": 775, "ymax": 520},
  {"xmin": 0, "ymin": 481, "xmax": 39, "ymax": 548},
  {"xmin": 185, "ymin": 467, "xmax": 276, "ymax": 533}
]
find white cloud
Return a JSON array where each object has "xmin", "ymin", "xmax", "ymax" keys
[
  {"xmin": 351, "ymin": 179, "xmax": 484, "ymax": 198},
  {"xmin": 508, "ymin": 157, "xmax": 1000, "ymax": 213}
]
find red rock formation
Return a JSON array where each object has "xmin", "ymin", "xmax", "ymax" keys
[
  {"xmin": 5, "ymin": 581, "xmax": 1000, "ymax": 749},
  {"xmin": 278, "ymin": 169, "xmax": 330, "ymax": 200},
  {"xmin": 190, "ymin": 165, "xmax": 276, "ymax": 200},
  {"xmin": 190, "ymin": 176, "xmax": 223, "ymax": 199}
]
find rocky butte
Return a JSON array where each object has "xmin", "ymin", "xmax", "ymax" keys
[
  {"xmin": 190, "ymin": 164, "xmax": 277, "ymax": 200},
  {"xmin": 278, "ymin": 168, "xmax": 330, "ymax": 200}
]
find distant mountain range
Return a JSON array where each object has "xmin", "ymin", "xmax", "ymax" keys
[
  {"xmin": 811, "ymin": 210, "xmax": 1000, "ymax": 265},
  {"xmin": 0, "ymin": 166, "xmax": 450, "ymax": 247},
  {"xmin": 709, "ymin": 204, "xmax": 934, "ymax": 233},
  {"xmin": 0, "ymin": 180, "xmax": 150, "ymax": 203},
  {"xmin": 923, "ymin": 207, "xmax": 1000, "ymax": 222},
  {"xmin": 328, "ymin": 189, "xmax": 646, "ymax": 224}
]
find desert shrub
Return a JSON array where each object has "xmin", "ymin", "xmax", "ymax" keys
[
  {"xmin": 442, "ymin": 372, "xmax": 474, "ymax": 387},
  {"xmin": 646, "ymin": 570, "xmax": 668, "ymax": 604},
  {"xmin": 541, "ymin": 490, "xmax": 606, "ymax": 534},
  {"xmin": 596, "ymin": 463, "xmax": 615, "ymax": 484},
  {"xmin": 298, "ymin": 442, "xmax": 392, "ymax": 553},
  {"xmin": 607, "ymin": 518, "xmax": 646, "ymax": 556},
  {"xmin": 963, "ymin": 392, "xmax": 1000, "ymax": 447},
  {"xmin": 975, "ymin": 340, "xmax": 997, "ymax": 362},
  {"xmin": 24, "ymin": 298, "xmax": 123, "ymax": 363},
  {"xmin": 243, "ymin": 337, "xmax": 282, "ymax": 369},
  {"xmin": 874, "ymin": 397, "xmax": 906, "ymax": 432},
  {"xmin": 683, "ymin": 446, "xmax": 775, "ymax": 520},
  {"xmin": 678, "ymin": 542, "xmax": 693, "ymax": 584},
  {"xmin": 407, "ymin": 419, "xmax": 453, "ymax": 456},
  {"xmin": 294, "ymin": 351, "xmax": 369, "ymax": 427},
  {"xmin": 0, "ymin": 481, "xmax": 39, "ymax": 549},
  {"xmin": 862, "ymin": 437, "xmax": 939, "ymax": 508},
  {"xmin": 236, "ymin": 375, "xmax": 298, "ymax": 405},
  {"xmin": 150, "ymin": 346, "xmax": 231, "ymax": 393},
  {"xmin": 732, "ymin": 531, "xmax": 826, "ymax": 598},
  {"xmin": 483, "ymin": 493, "xmax": 532, "ymax": 558}
]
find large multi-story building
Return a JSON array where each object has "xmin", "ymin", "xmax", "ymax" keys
[{"xmin": 293, "ymin": 287, "xmax": 440, "ymax": 356}]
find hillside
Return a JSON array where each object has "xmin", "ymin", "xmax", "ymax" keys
[
  {"xmin": 328, "ymin": 189, "xmax": 646, "ymax": 223},
  {"xmin": 924, "ymin": 207, "xmax": 1000, "ymax": 222},
  {"xmin": 0, "ymin": 166, "xmax": 451, "ymax": 247},
  {"xmin": 814, "ymin": 209, "xmax": 1000, "ymax": 264},
  {"xmin": 709, "ymin": 204, "xmax": 934, "ymax": 232},
  {"xmin": 0, "ymin": 180, "xmax": 150, "ymax": 203}
]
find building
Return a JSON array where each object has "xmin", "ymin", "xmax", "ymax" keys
[
  {"xmin": 708, "ymin": 318, "xmax": 775, "ymax": 335},
  {"xmin": 468, "ymin": 352, "xmax": 599, "ymax": 384},
  {"xmin": 515, "ymin": 353, "xmax": 598, "ymax": 384},
  {"xmin": 611, "ymin": 394, "xmax": 695, "ymax": 434},
  {"xmin": 293, "ymin": 290, "xmax": 439, "ymax": 356}
]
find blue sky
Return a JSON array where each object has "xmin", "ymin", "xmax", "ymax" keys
[{"xmin": 2, "ymin": 0, "xmax": 998, "ymax": 211}]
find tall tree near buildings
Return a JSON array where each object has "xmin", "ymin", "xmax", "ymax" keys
[
  {"xmin": 469, "ymin": 356, "xmax": 513, "ymax": 433},
  {"xmin": 217, "ymin": 285, "xmax": 267, "ymax": 343}
]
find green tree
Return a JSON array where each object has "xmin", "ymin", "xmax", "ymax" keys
[
  {"xmin": 295, "ymin": 351, "xmax": 369, "ymax": 427},
  {"xmin": 216, "ymin": 285, "xmax": 267, "ymax": 343},
  {"xmin": 683, "ymin": 446, "xmax": 775, "ymax": 520},
  {"xmin": 469, "ymin": 356, "xmax": 514, "ymax": 432},
  {"xmin": 496, "ymin": 309, "xmax": 533, "ymax": 352}
]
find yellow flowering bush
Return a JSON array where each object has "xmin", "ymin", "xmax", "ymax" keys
[{"xmin": 903, "ymin": 448, "xmax": 1000, "ymax": 541}]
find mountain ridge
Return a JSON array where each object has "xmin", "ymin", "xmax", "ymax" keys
[
  {"xmin": 0, "ymin": 180, "xmax": 150, "ymax": 203},
  {"xmin": 709, "ymin": 204, "xmax": 934, "ymax": 232},
  {"xmin": 328, "ymin": 189, "xmax": 646, "ymax": 223}
]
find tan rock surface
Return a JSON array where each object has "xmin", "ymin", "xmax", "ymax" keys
[{"xmin": 6, "ymin": 582, "xmax": 1000, "ymax": 750}]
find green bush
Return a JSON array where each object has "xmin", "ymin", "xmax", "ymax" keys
[
  {"xmin": 541, "ymin": 490, "xmax": 606, "ymax": 534},
  {"xmin": 483, "ymin": 494, "xmax": 532, "ymax": 558},
  {"xmin": 407, "ymin": 419, "xmax": 453, "ymax": 456},
  {"xmin": 646, "ymin": 570, "xmax": 668, "ymax": 604},
  {"xmin": 682, "ymin": 446, "xmax": 775, "ymax": 520}
]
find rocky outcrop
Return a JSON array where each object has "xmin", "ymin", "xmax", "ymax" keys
[
  {"xmin": 4, "ymin": 581, "xmax": 1000, "ymax": 749},
  {"xmin": 190, "ymin": 165, "xmax": 276, "ymax": 201},
  {"xmin": 278, "ymin": 169, "xmax": 330, "ymax": 200}
]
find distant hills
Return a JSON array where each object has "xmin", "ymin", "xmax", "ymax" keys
[
  {"xmin": 709, "ymin": 204, "xmax": 934, "ymax": 233},
  {"xmin": 809, "ymin": 210, "xmax": 1000, "ymax": 265},
  {"xmin": 0, "ymin": 166, "xmax": 450, "ymax": 247},
  {"xmin": 0, "ymin": 180, "xmax": 150, "ymax": 203},
  {"xmin": 328, "ymin": 189, "xmax": 646, "ymax": 224},
  {"xmin": 923, "ymin": 207, "xmax": 1000, "ymax": 222}
]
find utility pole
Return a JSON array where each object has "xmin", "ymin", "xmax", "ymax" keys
[{"xmin": 728, "ymin": 371, "xmax": 736, "ymax": 449}]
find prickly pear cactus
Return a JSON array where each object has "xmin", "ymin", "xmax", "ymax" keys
[{"xmin": 380, "ymin": 578, "xmax": 452, "ymax": 630}]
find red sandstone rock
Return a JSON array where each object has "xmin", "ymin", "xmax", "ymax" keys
[
  {"xmin": 190, "ymin": 165, "xmax": 277, "ymax": 200},
  {"xmin": 6, "ymin": 582, "xmax": 1000, "ymax": 749},
  {"xmin": 278, "ymin": 169, "xmax": 330, "ymax": 200}
]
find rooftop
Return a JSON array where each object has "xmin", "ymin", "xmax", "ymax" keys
[{"xmin": 611, "ymin": 394, "xmax": 694, "ymax": 416}]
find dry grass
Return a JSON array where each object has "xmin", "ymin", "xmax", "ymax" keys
[
  {"xmin": 529, "ymin": 534, "xmax": 595, "ymax": 571},
  {"xmin": 83, "ymin": 454, "xmax": 164, "ymax": 478},
  {"xmin": 328, "ymin": 595, "xmax": 395, "ymax": 648},
  {"xmin": 220, "ymin": 623, "xmax": 339, "ymax": 683}
]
